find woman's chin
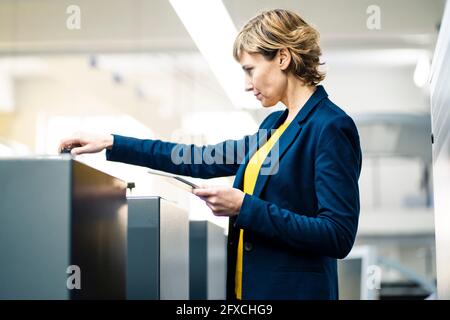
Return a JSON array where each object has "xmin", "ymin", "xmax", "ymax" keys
[{"xmin": 260, "ymin": 100, "xmax": 277, "ymax": 108}]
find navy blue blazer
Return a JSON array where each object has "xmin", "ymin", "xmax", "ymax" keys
[{"xmin": 106, "ymin": 85, "xmax": 362, "ymax": 300}]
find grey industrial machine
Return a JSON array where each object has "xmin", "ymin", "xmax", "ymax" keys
[
  {"xmin": 0, "ymin": 157, "xmax": 127, "ymax": 299},
  {"xmin": 127, "ymin": 196, "xmax": 189, "ymax": 300},
  {"xmin": 189, "ymin": 220, "xmax": 226, "ymax": 300}
]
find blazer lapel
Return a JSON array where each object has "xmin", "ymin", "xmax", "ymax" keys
[
  {"xmin": 233, "ymin": 85, "xmax": 329, "ymax": 195},
  {"xmin": 250, "ymin": 121, "xmax": 302, "ymax": 197},
  {"xmin": 232, "ymin": 109, "xmax": 287, "ymax": 190}
]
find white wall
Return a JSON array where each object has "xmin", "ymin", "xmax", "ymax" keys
[{"xmin": 430, "ymin": 0, "xmax": 450, "ymax": 300}]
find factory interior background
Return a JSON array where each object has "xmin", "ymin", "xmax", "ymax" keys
[{"xmin": 1, "ymin": 0, "xmax": 450, "ymax": 300}]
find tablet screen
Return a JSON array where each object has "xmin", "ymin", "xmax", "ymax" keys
[{"xmin": 148, "ymin": 170, "xmax": 199, "ymax": 192}]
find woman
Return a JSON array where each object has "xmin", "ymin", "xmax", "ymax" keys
[{"xmin": 60, "ymin": 9, "xmax": 362, "ymax": 300}]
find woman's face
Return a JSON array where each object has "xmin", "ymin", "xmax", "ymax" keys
[{"xmin": 239, "ymin": 50, "xmax": 289, "ymax": 108}]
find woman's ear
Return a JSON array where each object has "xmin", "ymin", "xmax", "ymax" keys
[{"xmin": 278, "ymin": 48, "xmax": 291, "ymax": 71}]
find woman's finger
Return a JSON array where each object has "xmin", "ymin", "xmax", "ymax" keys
[
  {"xmin": 193, "ymin": 188, "xmax": 215, "ymax": 197},
  {"xmin": 205, "ymin": 202, "xmax": 216, "ymax": 212},
  {"xmin": 71, "ymin": 144, "xmax": 93, "ymax": 156},
  {"xmin": 59, "ymin": 137, "xmax": 82, "ymax": 149}
]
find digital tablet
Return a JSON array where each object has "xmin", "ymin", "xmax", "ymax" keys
[{"xmin": 148, "ymin": 170, "xmax": 199, "ymax": 192}]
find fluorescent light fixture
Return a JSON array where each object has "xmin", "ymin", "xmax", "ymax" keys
[
  {"xmin": 0, "ymin": 74, "xmax": 14, "ymax": 112},
  {"xmin": 169, "ymin": 0, "xmax": 259, "ymax": 109},
  {"xmin": 0, "ymin": 57, "xmax": 49, "ymax": 76},
  {"xmin": 95, "ymin": 54, "xmax": 170, "ymax": 74},
  {"xmin": 414, "ymin": 54, "xmax": 431, "ymax": 88},
  {"xmin": 323, "ymin": 49, "xmax": 431, "ymax": 67}
]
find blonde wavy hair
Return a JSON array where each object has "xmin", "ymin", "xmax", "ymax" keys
[{"xmin": 233, "ymin": 9, "xmax": 325, "ymax": 86}]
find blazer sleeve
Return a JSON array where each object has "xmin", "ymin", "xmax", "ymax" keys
[
  {"xmin": 235, "ymin": 115, "xmax": 362, "ymax": 259},
  {"xmin": 106, "ymin": 135, "xmax": 246, "ymax": 178},
  {"xmin": 105, "ymin": 113, "xmax": 277, "ymax": 179}
]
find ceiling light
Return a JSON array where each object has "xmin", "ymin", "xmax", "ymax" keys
[
  {"xmin": 169, "ymin": 0, "xmax": 259, "ymax": 109},
  {"xmin": 414, "ymin": 54, "xmax": 431, "ymax": 87}
]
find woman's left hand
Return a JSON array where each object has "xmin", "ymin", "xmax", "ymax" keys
[{"xmin": 193, "ymin": 186, "xmax": 245, "ymax": 217}]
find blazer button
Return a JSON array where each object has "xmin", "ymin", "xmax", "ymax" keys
[{"xmin": 244, "ymin": 242, "xmax": 253, "ymax": 252}]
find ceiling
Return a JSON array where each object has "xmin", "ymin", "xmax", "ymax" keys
[
  {"xmin": 225, "ymin": 0, "xmax": 444, "ymax": 50},
  {"xmin": 0, "ymin": 0, "xmax": 446, "ymax": 134},
  {"xmin": 0, "ymin": 0, "xmax": 445, "ymax": 53}
]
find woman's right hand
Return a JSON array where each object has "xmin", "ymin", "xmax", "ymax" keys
[{"xmin": 58, "ymin": 133, "xmax": 114, "ymax": 156}]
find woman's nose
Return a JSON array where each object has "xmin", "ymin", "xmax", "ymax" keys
[{"xmin": 245, "ymin": 81, "xmax": 253, "ymax": 92}]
